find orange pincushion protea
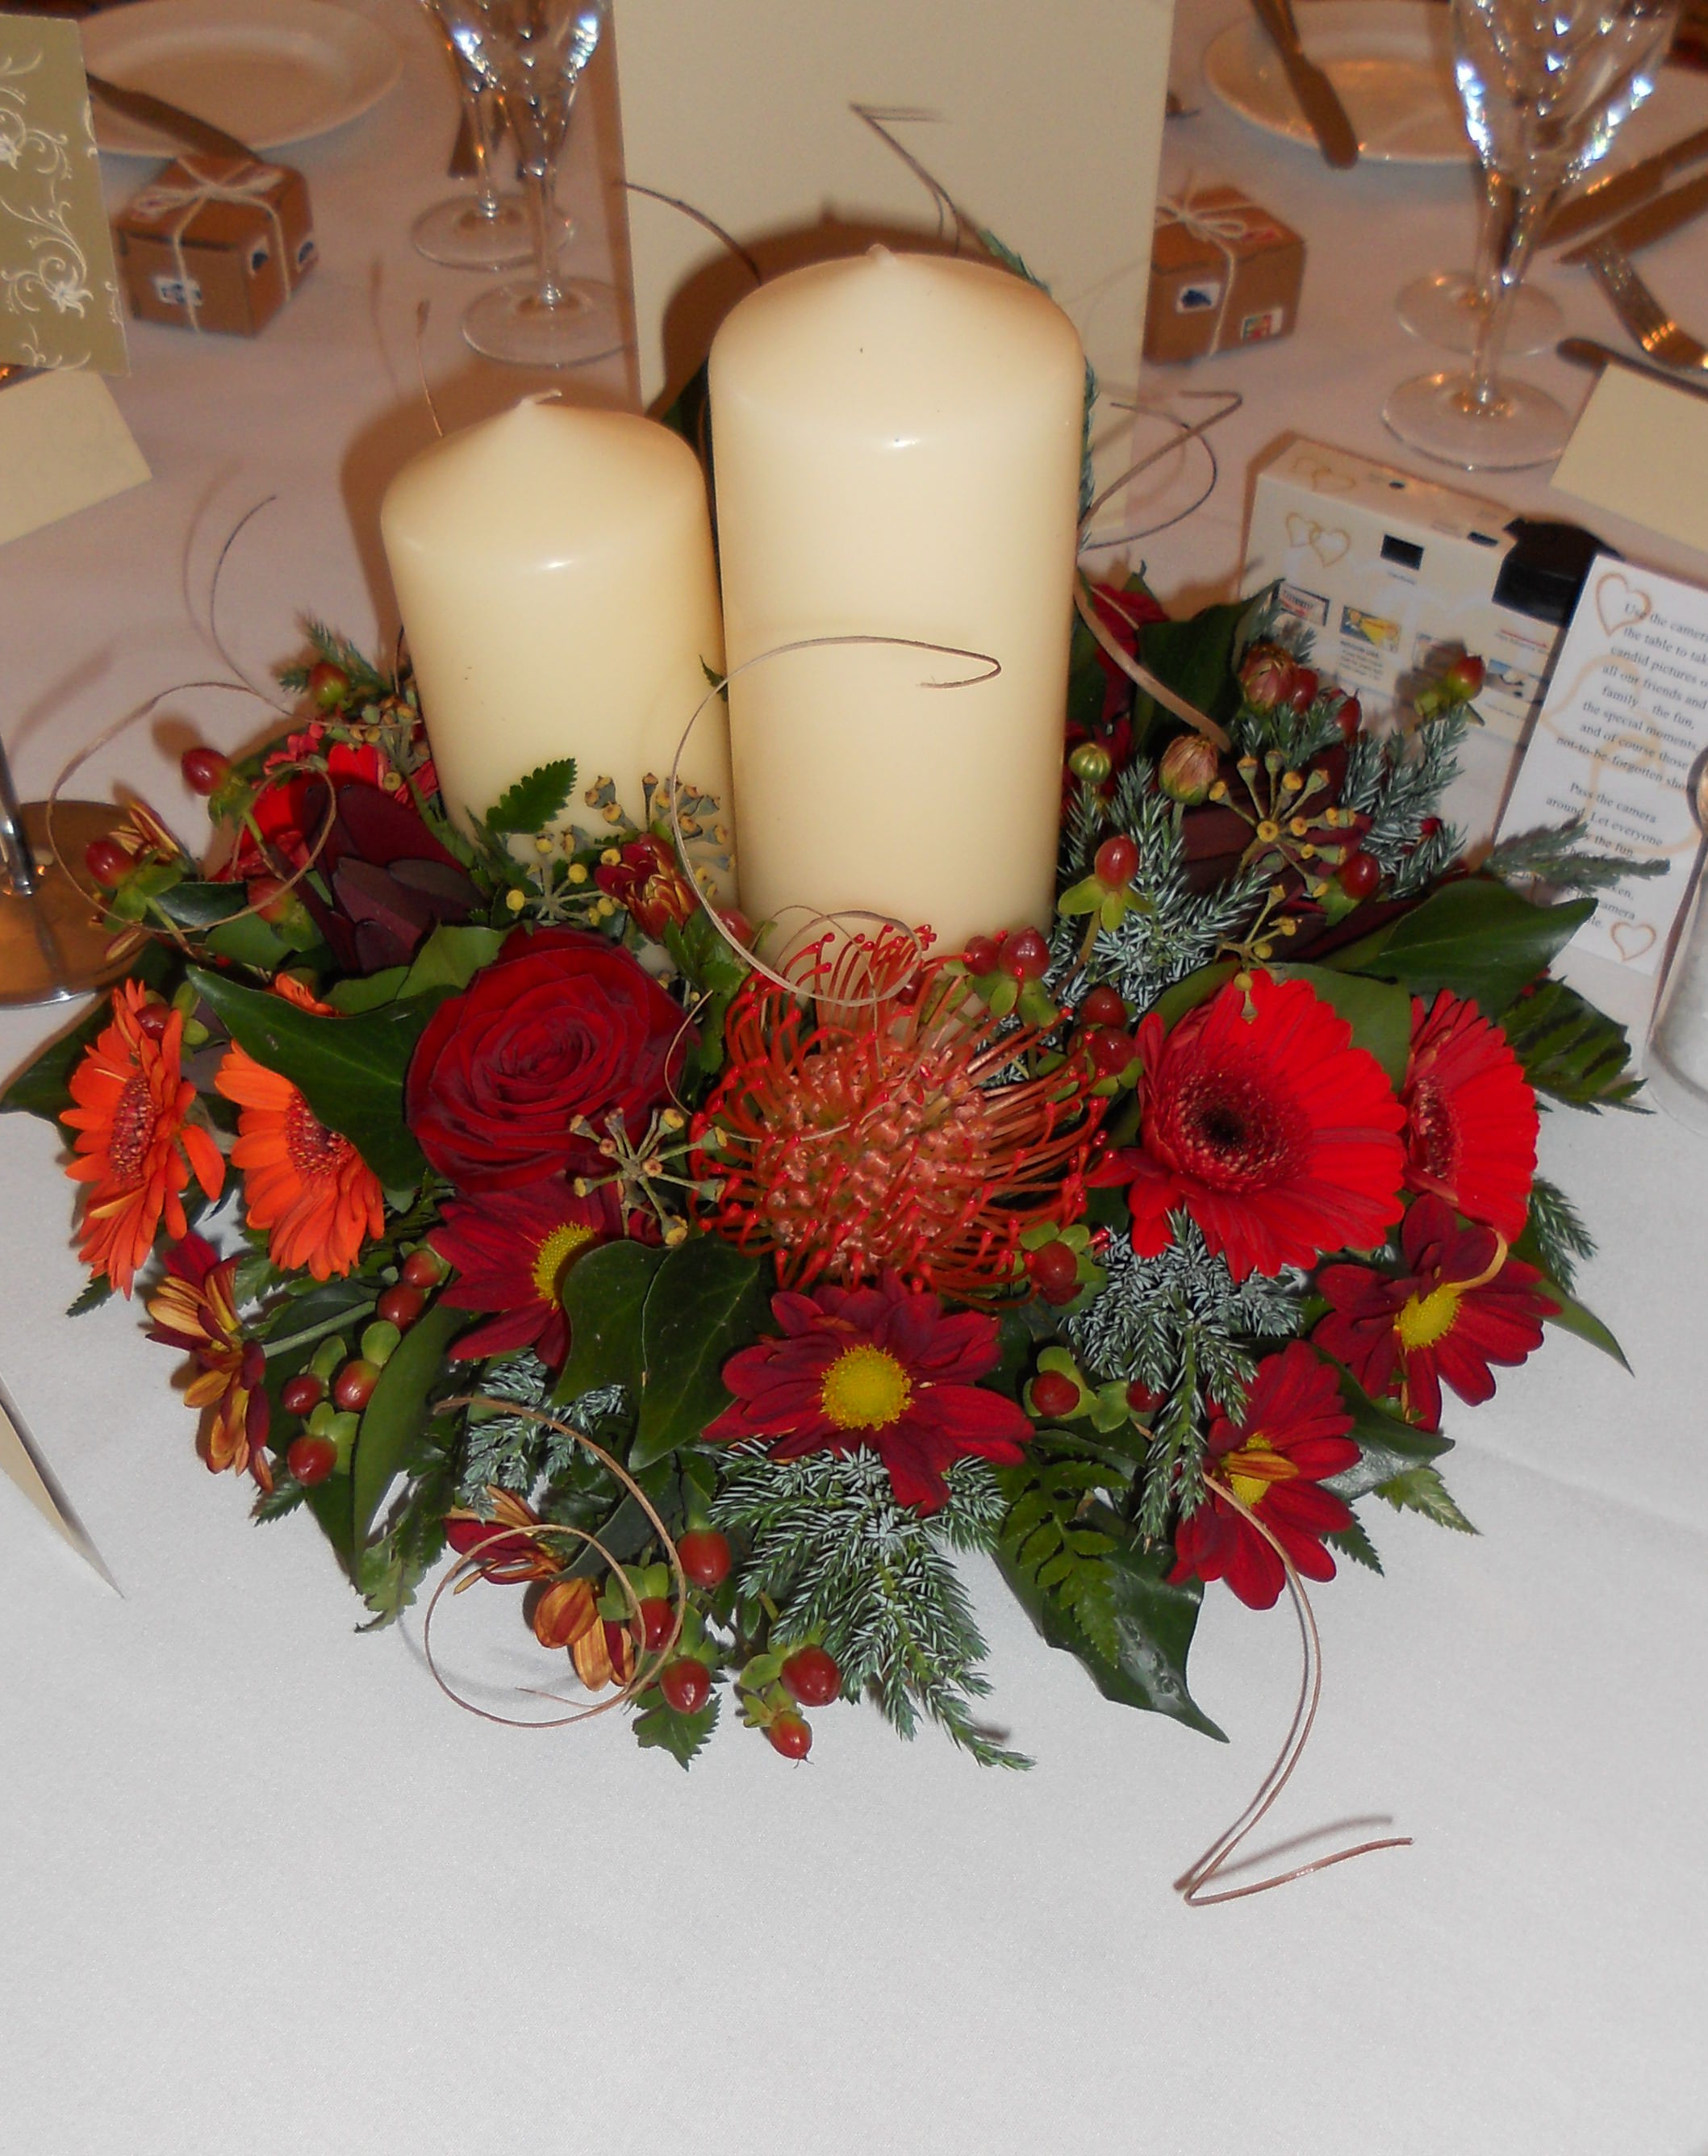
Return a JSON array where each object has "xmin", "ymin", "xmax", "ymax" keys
[
  {"xmin": 691, "ymin": 938, "xmax": 1104, "ymax": 1297},
  {"xmin": 63, "ymin": 982, "xmax": 226, "ymax": 1296},
  {"xmin": 215, "ymin": 1045, "xmax": 384, "ymax": 1281}
]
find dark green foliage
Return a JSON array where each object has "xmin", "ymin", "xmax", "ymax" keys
[
  {"xmin": 1498, "ymin": 978, "xmax": 1643, "ymax": 1111},
  {"xmin": 1518, "ymin": 1175, "xmax": 1597, "ymax": 1294},
  {"xmin": 1485, "ymin": 817, "xmax": 1668, "ymax": 896},
  {"xmin": 1376, "ymin": 1464, "xmax": 1476, "ymax": 1535},
  {"xmin": 482, "ymin": 759, "xmax": 578, "ymax": 839},
  {"xmin": 634, "ymin": 1686, "xmax": 720, "ymax": 1768}
]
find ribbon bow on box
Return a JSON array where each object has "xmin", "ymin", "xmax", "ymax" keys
[{"xmin": 123, "ymin": 156, "xmax": 303, "ymax": 333}]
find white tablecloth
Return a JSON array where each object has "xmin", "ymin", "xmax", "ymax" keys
[{"xmin": 2, "ymin": 6, "xmax": 1706, "ymax": 2151}]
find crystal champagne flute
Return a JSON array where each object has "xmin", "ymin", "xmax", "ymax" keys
[
  {"xmin": 1384, "ymin": 0, "xmax": 1678, "ymax": 470},
  {"xmin": 1394, "ymin": 165, "xmax": 1561, "ymax": 354},
  {"xmin": 436, "ymin": 0, "xmax": 620, "ymax": 368}
]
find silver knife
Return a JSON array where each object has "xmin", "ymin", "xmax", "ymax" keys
[
  {"xmin": 1250, "ymin": 0, "xmax": 1359, "ymax": 169},
  {"xmin": 1557, "ymin": 336, "xmax": 1708, "ymax": 403},
  {"xmin": 87, "ymin": 70, "xmax": 256, "ymax": 162},
  {"xmin": 1561, "ymin": 167, "xmax": 1708, "ymax": 265},
  {"xmin": 1543, "ymin": 124, "xmax": 1708, "ymax": 249}
]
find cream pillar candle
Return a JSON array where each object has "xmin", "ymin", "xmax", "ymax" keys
[
  {"xmin": 380, "ymin": 399, "xmax": 732, "ymax": 880},
  {"xmin": 708, "ymin": 248, "xmax": 1084, "ymax": 957}
]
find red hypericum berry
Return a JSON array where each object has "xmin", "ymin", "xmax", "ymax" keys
[
  {"xmin": 781, "ymin": 1644, "xmax": 841, "ymax": 1707},
  {"xmin": 1027, "ymin": 1239, "xmax": 1081, "ymax": 1303},
  {"xmin": 376, "ymin": 1284, "xmax": 425, "ymax": 1331},
  {"xmin": 1286, "ymin": 666, "xmax": 1320, "ymax": 713},
  {"xmin": 1093, "ymin": 834, "xmax": 1139, "ymax": 889},
  {"xmin": 134, "ymin": 1001, "xmax": 169, "ymax": 1042},
  {"xmin": 659, "ymin": 1659, "xmax": 711, "ymax": 1715},
  {"xmin": 767, "ymin": 1711, "xmax": 813, "ymax": 1760},
  {"xmin": 286, "ymin": 1435, "xmax": 338, "ymax": 1486},
  {"xmin": 1029, "ymin": 1371, "xmax": 1081, "ymax": 1421},
  {"xmin": 1420, "ymin": 816, "xmax": 1443, "ymax": 838},
  {"xmin": 1335, "ymin": 694, "xmax": 1363, "ymax": 743},
  {"xmin": 1000, "ymin": 926, "xmax": 1050, "ymax": 981},
  {"xmin": 962, "ymin": 934, "xmax": 1001, "ymax": 976},
  {"xmin": 85, "ymin": 837, "xmax": 132, "ymax": 888},
  {"xmin": 332, "ymin": 1359, "xmax": 381, "ymax": 1412},
  {"xmin": 1337, "ymin": 850, "xmax": 1382, "ymax": 900},
  {"xmin": 1080, "ymin": 984, "xmax": 1127, "ymax": 1026},
  {"xmin": 1443, "ymin": 654, "xmax": 1485, "ymax": 702},
  {"xmin": 635, "ymin": 1597, "xmax": 676, "ymax": 1654},
  {"xmin": 280, "ymin": 1373, "xmax": 324, "ymax": 1416},
  {"xmin": 400, "ymin": 1247, "xmax": 445, "ymax": 1289},
  {"xmin": 180, "ymin": 746, "xmax": 231, "ymax": 796},
  {"xmin": 677, "ymin": 1528, "xmax": 733, "ymax": 1590},
  {"xmin": 1087, "ymin": 1027, "xmax": 1136, "ymax": 1076},
  {"xmin": 307, "ymin": 660, "xmax": 350, "ymax": 711},
  {"xmin": 1126, "ymin": 1379, "xmax": 1164, "ymax": 1414}
]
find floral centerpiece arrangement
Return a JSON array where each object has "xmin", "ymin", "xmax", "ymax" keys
[{"xmin": 3, "ymin": 586, "xmax": 1641, "ymax": 1770}]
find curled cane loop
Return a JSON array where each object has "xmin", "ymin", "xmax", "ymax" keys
[
  {"xmin": 423, "ymin": 1396, "xmax": 686, "ymax": 1730},
  {"xmin": 1174, "ymin": 1481, "xmax": 1410, "ymax": 1907},
  {"xmin": 665, "ymin": 633, "xmax": 1002, "ymax": 1007}
]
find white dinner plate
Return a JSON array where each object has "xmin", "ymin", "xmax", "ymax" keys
[
  {"xmin": 1204, "ymin": 1, "xmax": 1467, "ymax": 165},
  {"xmin": 83, "ymin": 0, "xmax": 403, "ymax": 157}
]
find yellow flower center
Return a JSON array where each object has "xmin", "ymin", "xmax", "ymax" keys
[
  {"xmin": 820, "ymin": 1343, "xmax": 913, "ymax": 1431},
  {"xmin": 532, "ymin": 1222, "xmax": 596, "ymax": 1301},
  {"xmin": 1223, "ymin": 1435, "xmax": 1297, "ymax": 1512},
  {"xmin": 1396, "ymin": 1282, "xmax": 1462, "ymax": 1352}
]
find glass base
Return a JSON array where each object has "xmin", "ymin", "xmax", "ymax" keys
[
  {"xmin": 1395, "ymin": 272, "xmax": 1562, "ymax": 357},
  {"xmin": 1381, "ymin": 367, "xmax": 1571, "ymax": 473},
  {"xmin": 461, "ymin": 276, "xmax": 623, "ymax": 369},
  {"xmin": 411, "ymin": 193, "xmax": 539, "ymax": 270}
]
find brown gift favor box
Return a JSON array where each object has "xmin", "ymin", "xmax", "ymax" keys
[
  {"xmin": 115, "ymin": 156, "xmax": 316, "ymax": 336},
  {"xmin": 1144, "ymin": 185, "xmax": 1304, "ymax": 363}
]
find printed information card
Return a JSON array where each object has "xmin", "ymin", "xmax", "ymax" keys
[{"xmin": 1497, "ymin": 555, "xmax": 1708, "ymax": 1007}]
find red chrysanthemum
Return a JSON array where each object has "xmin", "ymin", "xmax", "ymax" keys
[
  {"xmin": 428, "ymin": 1180, "xmax": 622, "ymax": 1369},
  {"xmin": 1170, "ymin": 1342, "xmax": 1358, "ymax": 1611},
  {"xmin": 63, "ymin": 981, "xmax": 227, "ymax": 1297},
  {"xmin": 1313, "ymin": 1194, "xmax": 1557, "ymax": 1430},
  {"xmin": 593, "ymin": 835, "xmax": 698, "ymax": 942},
  {"xmin": 1401, "ymin": 990, "xmax": 1538, "ymax": 1242},
  {"xmin": 1108, "ymin": 971, "xmax": 1405, "ymax": 1280},
  {"xmin": 691, "ymin": 936, "xmax": 1103, "ymax": 1298},
  {"xmin": 704, "ymin": 1272, "xmax": 1033, "ymax": 1511},
  {"xmin": 145, "ymin": 1234, "xmax": 272, "ymax": 1487}
]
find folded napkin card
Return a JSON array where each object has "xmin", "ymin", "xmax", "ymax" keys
[
  {"xmin": 0, "ymin": 13, "xmax": 127, "ymax": 374},
  {"xmin": 1144, "ymin": 185, "xmax": 1304, "ymax": 363},
  {"xmin": 115, "ymin": 154, "xmax": 316, "ymax": 336}
]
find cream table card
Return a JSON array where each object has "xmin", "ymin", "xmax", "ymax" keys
[
  {"xmin": 1551, "ymin": 366, "xmax": 1708, "ymax": 559},
  {"xmin": 1496, "ymin": 554, "xmax": 1708, "ymax": 1030},
  {"xmin": 0, "ymin": 366, "xmax": 148, "ymax": 546},
  {"xmin": 0, "ymin": 13, "xmax": 127, "ymax": 375},
  {"xmin": 610, "ymin": 0, "xmax": 1175, "ymax": 411}
]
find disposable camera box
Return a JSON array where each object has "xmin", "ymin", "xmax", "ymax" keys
[
  {"xmin": 1242, "ymin": 437, "xmax": 1605, "ymax": 847},
  {"xmin": 1144, "ymin": 185, "xmax": 1303, "ymax": 363},
  {"xmin": 115, "ymin": 155, "xmax": 316, "ymax": 336}
]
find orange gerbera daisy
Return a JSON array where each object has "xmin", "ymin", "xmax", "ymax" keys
[
  {"xmin": 63, "ymin": 981, "xmax": 226, "ymax": 1296},
  {"xmin": 215, "ymin": 1045, "xmax": 384, "ymax": 1280}
]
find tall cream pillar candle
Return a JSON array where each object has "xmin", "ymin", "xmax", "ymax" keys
[
  {"xmin": 708, "ymin": 248, "xmax": 1084, "ymax": 957},
  {"xmin": 380, "ymin": 399, "xmax": 732, "ymax": 879}
]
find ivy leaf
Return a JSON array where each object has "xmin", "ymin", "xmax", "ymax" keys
[
  {"xmin": 349, "ymin": 1302, "xmax": 468, "ymax": 1556},
  {"xmin": 484, "ymin": 758, "xmax": 578, "ymax": 838},
  {"xmin": 1326, "ymin": 878, "xmax": 1593, "ymax": 1018},
  {"xmin": 1273, "ymin": 963, "xmax": 1413, "ymax": 1087},
  {"xmin": 1376, "ymin": 1464, "xmax": 1476, "ymax": 1534},
  {"xmin": 633, "ymin": 1685, "xmax": 720, "ymax": 1768},
  {"xmin": 1497, "ymin": 977, "xmax": 1643, "ymax": 1111},
  {"xmin": 1322, "ymin": 1364, "xmax": 1451, "ymax": 1501},
  {"xmin": 630, "ymin": 1239, "xmax": 767, "ymax": 1470},
  {"xmin": 553, "ymin": 1241, "xmax": 664, "ymax": 1405},
  {"xmin": 190, "ymin": 964, "xmax": 437, "ymax": 1190}
]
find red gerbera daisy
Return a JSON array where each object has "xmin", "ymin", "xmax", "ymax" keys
[
  {"xmin": 1313, "ymin": 1194, "xmax": 1557, "ymax": 1430},
  {"xmin": 1170, "ymin": 1342, "xmax": 1359, "ymax": 1611},
  {"xmin": 1401, "ymin": 990, "xmax": 1538, "ymax": 1242},
  {"xmin": 1109, "ymin": 971, "xmax": 1405, "ymax": 1280},
  {"xmin": 145, "ymin": 1234, "xmax": 272, "ymax": 1487},
  {"xmin": 428, "ymin": 1180, "xmax": 622, "ymax": 1369},
  {"xmin": 704, "ymin": 1271, "xmax": 1033, "ymax": 1512}
]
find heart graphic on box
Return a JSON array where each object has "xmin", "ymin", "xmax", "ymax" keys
[
  {"xmin": 1595, "ymin": 572, "xmax": 1652, "ymax": 637},
  {"xmin": 1292, "ymin": 458, "xmax": 1358, "ymax": 496},
  {"xmin": 1284, "ymin": 512, "xmax": 1350, "ymax": 568}
]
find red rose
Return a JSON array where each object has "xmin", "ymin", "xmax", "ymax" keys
[{"xmin": 406, "ymin": 927, "xmax": 691, "ymax": 1193}]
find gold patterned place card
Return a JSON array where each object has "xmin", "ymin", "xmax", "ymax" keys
[{"xmin": 0, "ymin": 11, "xmax": 127, "ymax": 374}]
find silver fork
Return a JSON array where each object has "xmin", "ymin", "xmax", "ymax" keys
[{"xmin": 1586, "ymin": 239, "xmax": 1708, "ymax": 374}]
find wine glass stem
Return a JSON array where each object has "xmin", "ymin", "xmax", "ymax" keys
[
  {"xmin": 524, "ymin": 162, "xmax": 565, "ymax": 307},
  {"xmin": 468, "ymin": 86, "xmax": 507, "ymax": 220},
  {"xmin": 1468, "ymin": 179, "xmax": 1555, "ymax": 411},
  {"xmin": 1470, "ymin": 165, "xmax": 1508, "ymax": 309}
]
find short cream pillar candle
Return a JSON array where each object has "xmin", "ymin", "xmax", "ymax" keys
[
  {"xmin": 380, "ymin": 398, "xmax": 732, "ymax": 875},
  {"xmin": 708, "ymin": 248, "xmax": 1084, "ymax": 956}
]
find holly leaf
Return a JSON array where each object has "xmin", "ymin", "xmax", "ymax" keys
[
  {"xmin": 484, "ymin": 759, "xmax": 578, "ymax": 838},
  {"xmin": 349, "ymin": 1301, "xmax": 468, "ymax": 1556},
  {"xmin": 633, "ymin": 1685, "xmax": 720, "ymax": 1768},
  {"xmin": 189, "ymin": 963, "xmax": 437, "ymax": 1190},
  {"xmin": 1327, "ymin": 878, "xmax": 1593, "ymax": 1017},
  {"xmin": 553, "ymin": 1240, "xmax": 664, "ymax": 1405},
  {"xmin": 1376, "ymin": 1464, "xmax": 1476, "ymax": 1534},
  {"xmin": 1322, "ymin": 1364, "xmax": 1451, "ymax": 1501},
  {"xmin": 630, "ymin": 1239, "xmax": 767, "ymax": 1471}
]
